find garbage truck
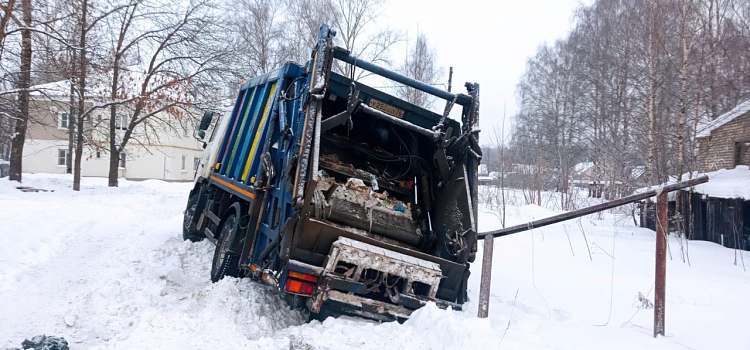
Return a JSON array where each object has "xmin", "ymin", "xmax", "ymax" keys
[{"xmin": 183, "ymin": 24, "xmax": 482, "ymax": 321}]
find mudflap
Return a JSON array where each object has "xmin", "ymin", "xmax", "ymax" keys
[{"xmin": 307, "ymin": 237, "xmax": 460, "ymax": 320}]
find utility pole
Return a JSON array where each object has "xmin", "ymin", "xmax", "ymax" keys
[{"xmin": 447, "ymin": 67, "xmax": 453, "ymax": 92}]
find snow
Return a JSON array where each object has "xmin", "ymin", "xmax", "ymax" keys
[
  {"xmin": 27, "ymin": 68, "xmax": 189, "ymax": 102},
  {"xmin": 637, "ymin": 166, "xmax": 750, "ymax": 200},
  {"xmin": 574, "ymin": 161, "xmax": 594, "ymax": 173},
  {"xmin": 2, "ymin": 175, "xmax": 749, "ymax": 349},
  {"xmin": 697, "ymin": 99, "xmax": 750, "ymax": 138},
  {"xmin": 691, "ymin": 166, "xmax": 750, "ymax": 199}
]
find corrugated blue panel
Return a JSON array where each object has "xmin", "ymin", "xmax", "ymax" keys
[
  {"xmin": 232, "ymin": 83, "xmax": 271, "ymax": 180},
  {"xmin": 226, "ymin": 86, "xmax": 262, "ymax": 177},
  {"xmin": 216, "ymin": 88, "xmax": 249, "ymax": 174}
]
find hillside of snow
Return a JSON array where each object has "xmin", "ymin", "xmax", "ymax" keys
[{"xmin": 1, "ymin": 175, "xmax": 747, "ymax": 349}]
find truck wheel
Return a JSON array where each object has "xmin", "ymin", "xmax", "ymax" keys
[
  {"xmin": 211, "ymin": 211, "xmax": 241, "ymax": 282},
  {"xmin": 182, "ymin": 192, "xmax": 204, "ymax": 242}
]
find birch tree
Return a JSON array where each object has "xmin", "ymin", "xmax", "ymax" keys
[
  {"xmin": 328, "ymin": 0, "xmax": 402, "ymax": 79},
  {"xmin": 396, "ymin": 33, "xmax": 440, "ymax": 109},
  {"xmin": 510, "ymin": 0, "xmax": 750, "ymax": 197}
]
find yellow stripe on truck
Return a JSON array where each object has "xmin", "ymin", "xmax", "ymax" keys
[{"xmin": 242, "ymin": 82, "xmax": 277, "ymax": 182}]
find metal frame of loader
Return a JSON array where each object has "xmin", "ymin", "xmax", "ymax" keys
[{"xmin": 188, "ymin": 24, "xmax": 482, "ymax": 320}]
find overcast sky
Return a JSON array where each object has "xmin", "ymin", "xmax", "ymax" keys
[{"xmin": 383, "ymin": 0, "xmax": 588, "ymax": 144}]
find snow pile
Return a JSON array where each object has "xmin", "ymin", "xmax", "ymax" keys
[{"xmin": 2, "ymin": 174, "xmax": 749, "ymax": 349}]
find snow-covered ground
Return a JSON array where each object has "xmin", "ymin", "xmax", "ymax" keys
[{"xmin": 1, "ymin": 175, "xmax": 748, "ymax": 349}]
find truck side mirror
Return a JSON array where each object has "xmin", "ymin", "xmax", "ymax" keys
[{"xmin": 198, "ymin": 111, "xmax": 214, "ymax": 131}]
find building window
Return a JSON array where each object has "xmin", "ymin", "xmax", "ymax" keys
[
  {"xmin": 58, "ymin": 149, "xmax": 68, "ymax": 166},
  {"xmin": 194, "ymin": 157, "xmax": 201, "ymax": 171},
  {"xmin": 58, "ymin": 113, "xmax": 69, "ymax": 129},
  {"xmin": 115, "ymin": 114, "xmax": 128, "ymax": 130},
  {"xmin": 119, "ymin": 152, "xmax": 126, "ymax": 169},
  {"xmin": 181, "ymin": 155, "xmax": 187, "ymax": 171},
  {"xmin": 95, "ymin": 148, "xmax": 101, "ymax": 159}
]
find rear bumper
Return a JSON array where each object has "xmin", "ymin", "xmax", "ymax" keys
[
  {"xmin": 311, "ymin": 280, "xmax": 462, "ymax": 320},
  {"xmin": 302, "ymin": 237, "xmax": 462, "ymax": 319}
]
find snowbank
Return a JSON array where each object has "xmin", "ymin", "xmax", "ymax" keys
[{"xmin": 1, "ymin": 175, "xmax": 748, "ymax": 349}]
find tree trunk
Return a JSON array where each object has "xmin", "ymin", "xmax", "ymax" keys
[
  {"xmin": 109, "ymin": 147, "xmax": 119, "ymax": 186},
  {"xmin": 676, "ymin": 0, "xmax": 691, "ymax": 216},
  {"xmin": 646, "ymin": 0, "xmax": 657, "ymax": 187},
  {"xmin": 67, "ymin": 46, "xmax": 76, "ymax": 174},
  {"xmin": 0, "ymin": 0, "xmax": 16, "ymax": 59},
  {"xmin": 108, "ymin": 33, "xmax": 124, "ymax": 187},
  {"xmin": 73, "ymin": 0, "xmax": 87, "ymax": 191},
  {"xmin": 108, "ymin": 62, "xmax": 120, "ymax": 187},
  {"xmin": 9, "ymin": 0, "xmax": 31, "ymax": 182}
]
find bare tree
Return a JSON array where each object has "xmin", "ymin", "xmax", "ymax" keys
[
  {"xmin": 0, "ymin": 0, "xmax": 16, "ymax": 59},
  {"xmin": 284, "ymin": 0, "xmax": 335, "ymax": 64},
  {"xmin": 510, "ymin": 0, "xmax": 750, "ymax": 204},
  {"xmin": 8, "ymin": 0, "xmax": 30, "ymax": 181},
  {"xmin": 395, "ymin": 33, "xmax": 440, "ymax": 109},
  {"xmin": 232, "ymin": 0, "xmax": 289, "ymax": 77},
  {"xmin": 105, "ymin": 0, "xmax": 229, "ymax": 187},
  {"xmin": 328, "ymin": 0, "xmax": 402, "ymax": 79}
]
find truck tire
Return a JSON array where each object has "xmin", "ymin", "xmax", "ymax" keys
[
  {"xmin": 211, "ymin": 211, "xmax": 241, "ymax": 282},
  {"xmin": 182, "ymin": 192, "xmax": 204, "ymax": 242}
]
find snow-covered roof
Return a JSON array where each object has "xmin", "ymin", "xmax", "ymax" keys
[
  {"xmin": 636, "ymin": 166, "xmax": 750, "ymax": 199},
  {"xmin": 697, "ymin": 99, "xmax": 750, "ymax": 138},
  {"xmin": 691, "ymin": 166, "xmax": 750, "ymax": 199},
  {"xmin": 27, "ymin": 69, "xmax": 189, "ymax": 102},
  {"xmin": 574, "ymin": 161, "xmax": 594, "ymax": 173},
  {"xmin": 28, "ymin": 80, "xmax": 73, "ymax": 97},
  {"xmin": 630, "ymin": 166, "xmax": 645, "ymax": 180}
]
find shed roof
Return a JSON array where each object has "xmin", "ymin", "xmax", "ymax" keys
[
  {"xmin": 636, "ymin": 166, "xmax": 750, "ymax": 200},
  {"xmin": 697, "ymin": 99, "xmax": 750, "ymax": 138}
]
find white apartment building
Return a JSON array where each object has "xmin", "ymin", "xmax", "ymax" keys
[{"xmin": 22, "ymin": 80, "xmax": 205, "ymax": 181}]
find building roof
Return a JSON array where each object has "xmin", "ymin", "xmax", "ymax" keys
[
  {"xmin": 573, "ymin": 161, "xmax": 594, "ymax": 174},
  {"xmin": 692, "ymin": 166, "xmax": 750, "ymax": 199},
  {"xmin": 697, "ymin": 99, "xmax": 750, "ymax": 138},
  {"xmin": 636, "ymin": 166, "xmax": 750, "ymax": 200},
  {"xmin": 27, "ymin": 69, "xmax": 189, "ymax": 102}
]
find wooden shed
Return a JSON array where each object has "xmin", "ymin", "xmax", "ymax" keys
[{"xmin": 640, "ymin": 167, "xmax": 750, "ymax": 251}]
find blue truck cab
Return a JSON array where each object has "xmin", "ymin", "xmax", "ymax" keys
[{"xmin": 183, "ymin": 24, "xmax": 482, "ymax": 320}]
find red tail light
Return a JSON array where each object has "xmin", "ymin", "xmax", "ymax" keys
[
  {"xmin": 285, "ymin": 279, "xmax": 315, "ymax": 295},
  {"xmin": 288, "ymin": 270, "xmax": 318, "ymax": 283}
]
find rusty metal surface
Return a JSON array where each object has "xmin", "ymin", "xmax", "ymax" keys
[
  {"xmin": 478, "ymin": 176, "xmax": 709, "ymax": 239},
  {"xmin": 308, "ymin": 237, "xmax": 447, "ymax": 318},
  {"xmin": 654, "ymin": 192, "xmax": 668, "ymax": 337},
  {"xmin": 359, "ymin": 104, "xmax": 441, "ymax": 141},
  {"xmin": 477, "ymin": 235, "xmax": 493, "ymax": 318},
  {"xmin": 432, "ymin": 165, "xmax": 475, "ymax": 264},
  {"xmin": 325, "ymin": 186, "xmax": 420, "ymax": 245}
]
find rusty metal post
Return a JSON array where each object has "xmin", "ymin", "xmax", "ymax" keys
[
  {"xmin": 478, "ymin": 176, "xmax": 708, "ymax": 240},
  {"xmin": 654, "ymin": 191, "xmax": 668, "ymax": 337},
  {"xmin": 477, "ymin": 235, "xmax": 493, "ymax": 318}
]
